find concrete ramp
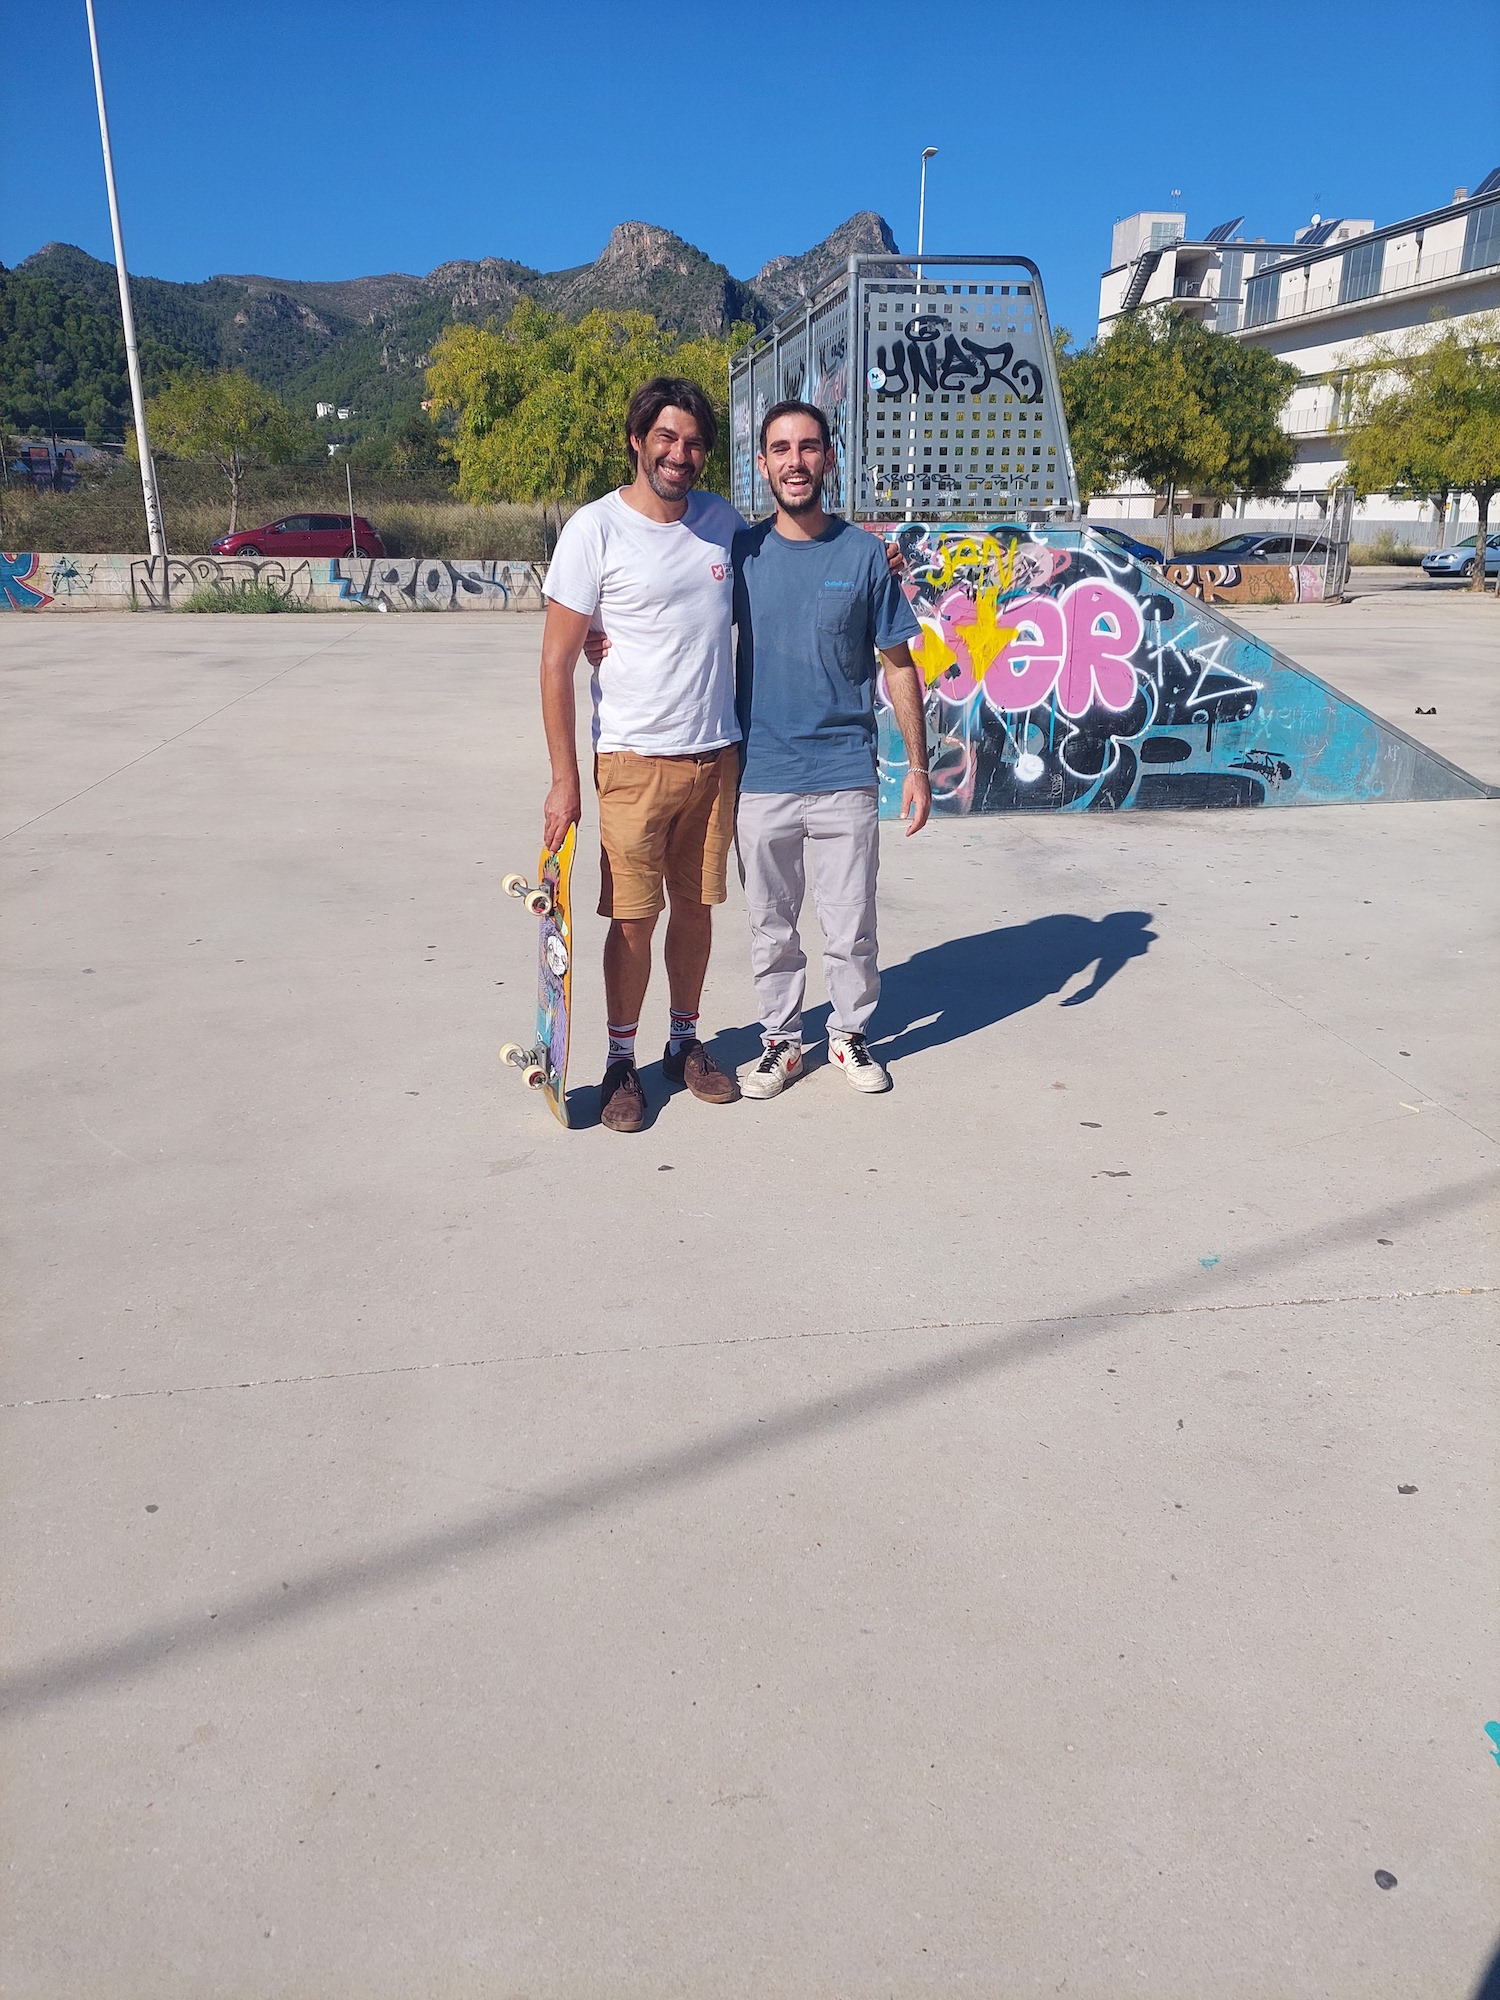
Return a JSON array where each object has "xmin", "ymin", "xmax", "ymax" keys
[{"xmin": 874, "ymin": 524, "xmax": 1493, "ymax": 813}]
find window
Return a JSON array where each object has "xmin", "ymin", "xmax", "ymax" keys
[
  {"xmin": 1339, "ymin": 237, "xmax": 1384, "ymax": 304},
  {"xmin": 1462, "ymin": 202, "xmax": 1500, "ymax": 273},
  {"xmin": 1216, "ymin": 250, "xmax": 1244, "ymax": 331},
  {"xmin": 1148, "ymin": 220, "xmax": 1182, "ymax": 250},
  {"xmin": 1244, "ymin": 271, "xmax": 1280, "ymax": 327}
]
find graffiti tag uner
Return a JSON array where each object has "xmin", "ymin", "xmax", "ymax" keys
[
  {"xmin": 332, "ymin": 557, "xmax": 545, "ymax": 611},
  {"xmin": 129, "ymin": 553, "xmax": 314, "ymax": 607},
  {"xmin": 869, "ymin": 314, "xmax": 1044, "ymax": 402}
]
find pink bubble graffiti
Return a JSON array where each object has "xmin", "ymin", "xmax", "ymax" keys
[{"xmin": 984, "ymin": 579, "xmax": 1143, "ymax": 717}]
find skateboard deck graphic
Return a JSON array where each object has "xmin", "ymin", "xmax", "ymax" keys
[{"xmin": 499, "ymin": 825, "xmax": 575, "ymax": 1126}]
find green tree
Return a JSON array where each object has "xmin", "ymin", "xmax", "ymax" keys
[
  {"xmin": 425, "ymin": 301, "xmax": 748, "ymax": 511},
  {"xmin": 1060, "ymin": 310, "xmax": 1298, "ymax": 556},
  {"xmin": 1344, "ymin": 320, "xmax": 1500, "ymax": 593},
  {"xmin": 138, "ymin": 369, "xmax": 316, "ymax": 531}
]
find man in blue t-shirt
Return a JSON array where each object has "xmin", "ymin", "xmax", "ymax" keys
[{"xmin": 734, "ymin": 399, "xmax": 931, "ymax": 1099}]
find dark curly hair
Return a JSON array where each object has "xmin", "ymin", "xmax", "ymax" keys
[{"xmin": 625, "ymin": 377, "xmax": 719, "ymax": 470}]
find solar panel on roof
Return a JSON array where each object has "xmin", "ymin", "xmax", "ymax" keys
[
  {"xmin": 1204, "ymin": 217, "xmax": 1245, "ymax": 243},
  {"xmin": 1473, "ymin": 167, "xmax": 1500, "ymax": 198}
]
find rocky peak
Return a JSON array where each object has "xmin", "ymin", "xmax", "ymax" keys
[
  {"xmin": 751, "ymin": 210, "xmax": 900, "ymax": 314},
  {"xmin": 598, "ymin": 222, "xmax": 708, "ymax": 281}
]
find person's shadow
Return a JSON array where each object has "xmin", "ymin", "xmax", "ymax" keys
[{"xmin": 703, "ymin": 911, "xmax": 1158, "ymax": 1076}]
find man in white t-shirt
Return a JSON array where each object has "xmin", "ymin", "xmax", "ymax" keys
[{"xmin": 540, "ymin": 376, "xmax": 744, "ymax": 1133}]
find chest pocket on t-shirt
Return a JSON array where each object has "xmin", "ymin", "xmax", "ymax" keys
[{"xmin": 815, "ymin": 582, "xmax": 869, "ymax": 684}]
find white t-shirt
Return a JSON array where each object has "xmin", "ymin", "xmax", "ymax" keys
[{"xmin": 543, "ymin": 488, "xmax": 745, "ymax": 755}]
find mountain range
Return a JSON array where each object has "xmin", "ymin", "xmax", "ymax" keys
[{"xmin": 1, "ymin": 211, "xmax": 899, "ymax": 444}]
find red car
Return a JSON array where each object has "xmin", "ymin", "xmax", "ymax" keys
[{"xmin": 212, "ymin": 513, "xmax": 385, "ymax": 558}]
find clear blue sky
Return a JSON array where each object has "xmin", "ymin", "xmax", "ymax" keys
[{"xmin": 5, "ymin": 0, "xmax": 1497, "ymax": 343}]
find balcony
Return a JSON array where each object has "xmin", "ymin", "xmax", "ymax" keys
[{"xmin": 1246, "ymin": 243, "xmax": 1488, "ymax": 330}]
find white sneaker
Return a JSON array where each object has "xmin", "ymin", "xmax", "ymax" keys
[
  {"xmin": 828, "ymin": 1031, "xmax": 891, "ymax": 1093},
  {"xmin": 740, "ymin": 1039, "xmax": 804, "ymax": 1099}
]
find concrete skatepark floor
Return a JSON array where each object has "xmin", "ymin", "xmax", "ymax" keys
[{"xmin": 2, "ymin": 614, "xmax": 1496, "ymax": 2000}]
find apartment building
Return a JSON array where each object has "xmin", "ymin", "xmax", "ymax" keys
[{"xmin": 1091, "ymin": 171, "xmax": 1500, "ymax": 527}]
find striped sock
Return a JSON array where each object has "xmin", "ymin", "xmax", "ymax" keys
[
  {"xmin": 668, "ymin": 1009, "xmax": 699, "ymax": 1055},
  {"xmin": 606, "ymin": 1021, "xmax": 638, "ymax": 1063}
]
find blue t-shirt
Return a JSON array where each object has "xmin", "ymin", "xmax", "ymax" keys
[{"xmin": 733, "ymin": 517, "xmax": 920, "ymax": 794}]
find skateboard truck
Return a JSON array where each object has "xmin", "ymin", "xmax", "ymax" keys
[
  {"xmin": 502, "ymin": 871, "xmax": 553, "ymax": 918},
  {"xmin": 498, "ymin": 1042, "xmax": 548, "ymax": 1090}
]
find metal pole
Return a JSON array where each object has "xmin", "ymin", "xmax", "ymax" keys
[
  {"xmin": 917, "ymin": 147, "xmax": 937, "ymax": 286},
  {"xmin": 911, "ymin": 151, "xmax": 937, "ymax": 519},
  {"xmin": 346, "ymin": 456, "xmax": 358, "ymax": 562},
  {"xmin": 84, "ymin": 0, "xmax": 165, "ymax": 559}
]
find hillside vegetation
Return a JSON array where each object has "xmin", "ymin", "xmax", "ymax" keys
[{"xmin": 2, "ymin": 212, "xmax": 896, "ymax": 449}]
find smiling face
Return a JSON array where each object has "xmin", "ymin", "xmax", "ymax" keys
[
  {"xmin": 758, "ymin": 412, "xmax": 829, "ymax": 515},
  {"xmin": 630, "ymin": 406, "xmax": 709, "ymax": 504}
]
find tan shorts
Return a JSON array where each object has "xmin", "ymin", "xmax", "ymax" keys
[{"xmin": 595, "ymin": 745, "xmax": 739, "ymax": 920}]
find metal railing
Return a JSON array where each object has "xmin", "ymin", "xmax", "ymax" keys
[{"xmin": 1245, "ymin": 243, "xmax": 1489, "ymax": 329}]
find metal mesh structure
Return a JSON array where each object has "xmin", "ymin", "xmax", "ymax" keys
[{"xmin": 731, "ymin": 255, "xmax": 1078, "ymax": 524}]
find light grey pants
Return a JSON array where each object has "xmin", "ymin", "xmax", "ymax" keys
[{"xmin": 735, "ymin": 787, "xmax": 880, "ymax": 1041}]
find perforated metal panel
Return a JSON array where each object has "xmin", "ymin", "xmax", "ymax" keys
[{"xmin": 731, "ymin": 255, "xmax": 1077, "ymax": 524}]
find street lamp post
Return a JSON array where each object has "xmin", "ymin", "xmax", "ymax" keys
[
  {"xmin": 84, "ymin": 0, "xmax": 166, "ymax": 559},
  {"xmin": 917, "ymin": 146, "xmax": 938, "ymax": 286},
  {"xmin": 905, "ymin": 147, "xmax": 940, "ymax": 523}
]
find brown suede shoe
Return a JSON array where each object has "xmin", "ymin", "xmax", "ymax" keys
[
  {"xmin": 662, "ymin": 1039, "xmax": 740, "ymax": 1104},
  {"xmin": 600, "ymin": 1059, "xmax": 646, "ymax": 1132}
]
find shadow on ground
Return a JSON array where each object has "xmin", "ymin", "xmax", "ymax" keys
[
  {"xmin": 564, "ymin": 912, "xmax": 1156, "ymax": 1120},
  {"xmin": 3, "ymin": 1167, "xmax": 1491, "ymax": 1721},
  {"xmin": 701, "ymin": 910, "xmax": 1157, "ymax": 1075}
]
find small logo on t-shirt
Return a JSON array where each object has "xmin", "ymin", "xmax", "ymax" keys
[{"xmin": 711, "ymin": 562, "xmax": 729, "ymax": 582}]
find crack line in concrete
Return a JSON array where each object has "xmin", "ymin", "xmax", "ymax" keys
[
  {"xmin": 4, "ymin": 1285, "xmax": 1490, "ymax": 1413},
  {"xmin": 0, "ymin": 630, "xmax": 358, "ymax": 843},
  {"xmin": 4, "ymin": 1173, "xmax": 1493, "ymax": 1716}
]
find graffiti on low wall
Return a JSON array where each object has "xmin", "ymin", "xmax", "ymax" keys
[
  {"xmin": 331, "ymin": 557, "xmax": 546, "ymax": 611},
  {"xmin": 1, "ymin": 553, "xmax": 53, "ymax": 609},
  {"xmin": 870, "ymin": 523, "xmax": 1487, "ymax": 812},
  {"xmin": 129, "ymin": 553, "xmax": 316, "ymax": 607},
  {"xmin": 1163, "ymin": 561, "xmax": 1325, "ymax": 606},
  {"xmin": 0, "ymin": 553, "xmax": 548, "ymax": 611}
]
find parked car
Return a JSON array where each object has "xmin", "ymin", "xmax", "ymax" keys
[
  {"xmin": 1087, "ymin": 524, "xmax": 1164, "ymax": 567},
  {"xmin": 212, "ymin": 513, "xmax": 385, "ymax": 559},
  {"xmin": 1420, "ymin": 533, "xmax": 1500, "ymax": 579},
  {"xmin": 1191, "ymin": 531, "xmax": 1331, "ymax": 564}
]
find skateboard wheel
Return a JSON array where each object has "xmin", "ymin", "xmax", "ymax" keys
[
  {"xmin": 501, "ymin": 873, "xmax": 529, "ymax": 899},
  {"xmin": 522, "ymin": 1063, "xmax": 547, "ymax": 1090},
  {"xmin": 525, "ymin": 889, "xmax": 553, "ymax": 917},
  {"xmin": 498, "ymin": 1041, "xmax": 527, "ymax": 1069}
]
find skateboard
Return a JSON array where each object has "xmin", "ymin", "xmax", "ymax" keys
[{"xmin": 498, "ymin": 824, "xmax": 575, "ymax": 1127}]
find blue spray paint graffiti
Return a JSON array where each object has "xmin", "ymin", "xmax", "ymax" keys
[
  {"xmin": 0, "ymin": 553, "xmax": 52, "ymax": 610},
  {"xmin": 873, "ymin": 525, "xmax": 1491, "ymax": 812}
]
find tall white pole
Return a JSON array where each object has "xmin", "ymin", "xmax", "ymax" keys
[
  {"xmin": 910, "ymin": 147, "xmax": 938, "ymax": 522},
  {"xmin": 917, "ymin": 146, "xmax": 938, "ymax": 286},
  {"xmin": 84, "ymin": 0, "xmax": 166, "ymax": 559}
]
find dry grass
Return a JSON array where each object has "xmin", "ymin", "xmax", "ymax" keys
[
  {"xmin": 178, "ymin": 584, "xmax": 312, "ymax": 613},
  {"xmin": 0, "ymin": 461, "xmax": 553, "ymax": 560}
]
